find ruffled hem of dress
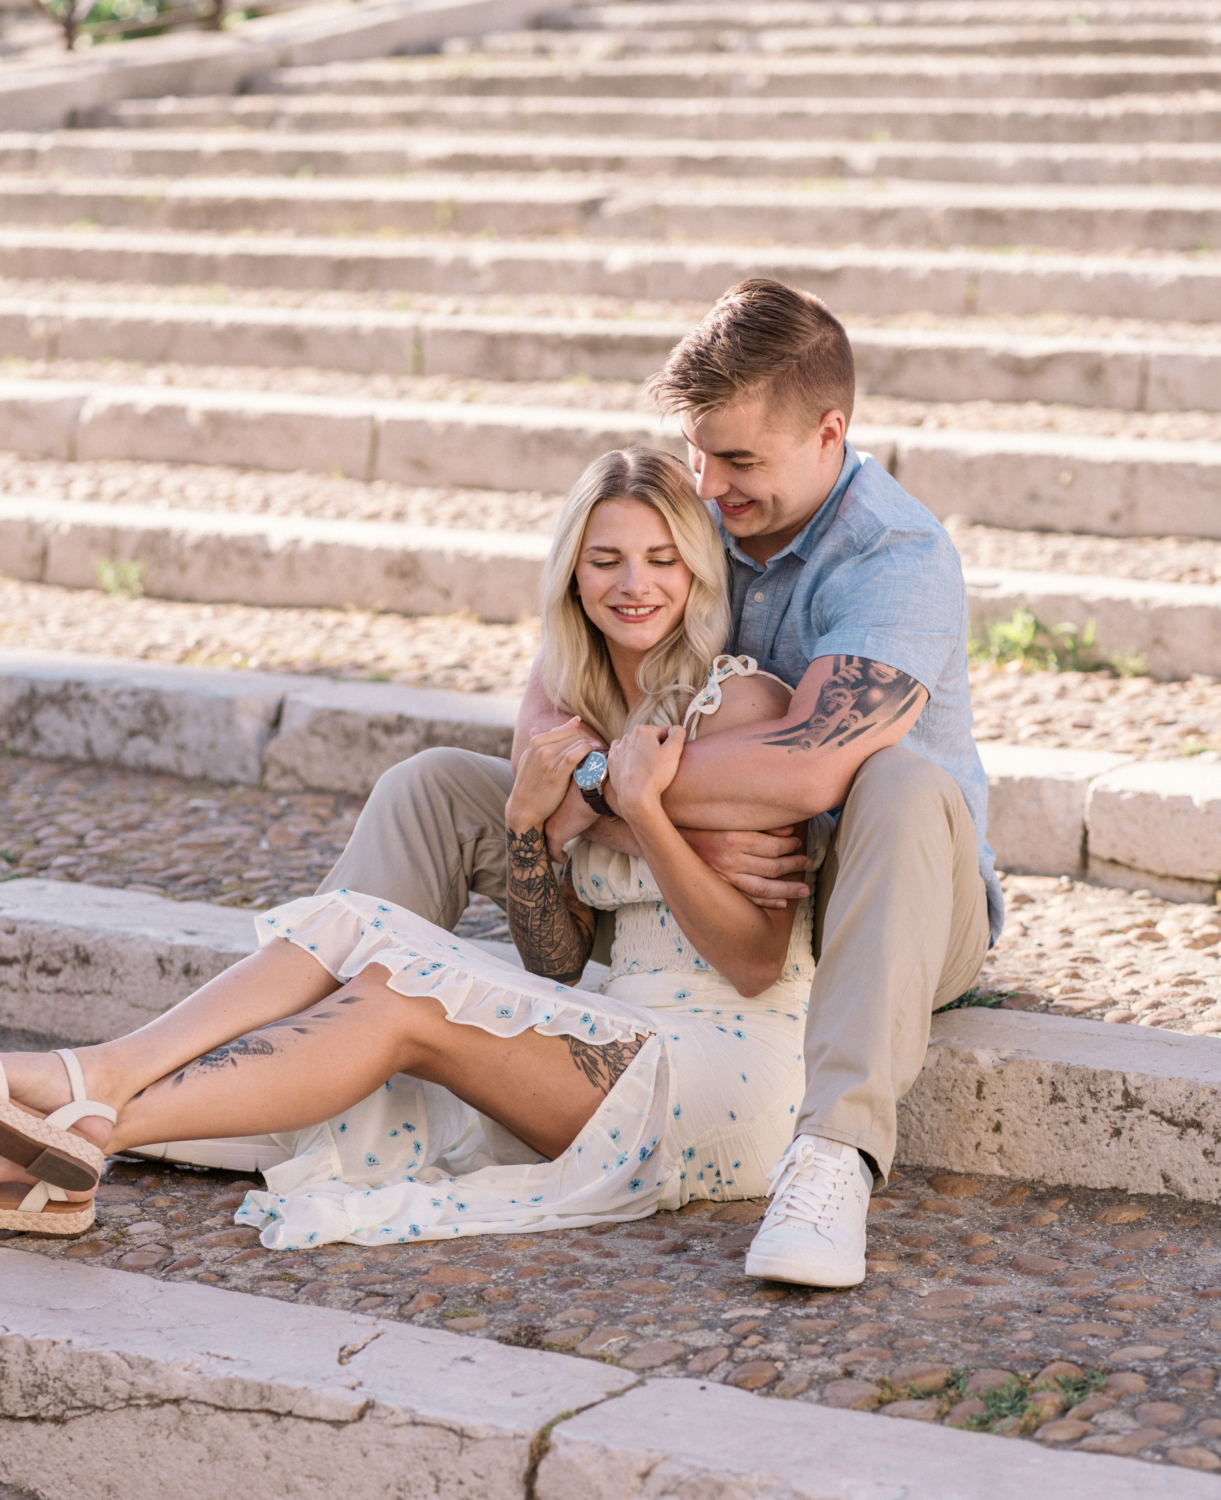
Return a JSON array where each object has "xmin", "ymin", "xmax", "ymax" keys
[{"xmin": 257, "ymin": 890, "xmax": 657, "ymax": 1045}]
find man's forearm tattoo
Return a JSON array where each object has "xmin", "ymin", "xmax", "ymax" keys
[
  {"xmin": 506, "ymin": 826, "xmax": 595, "ymax": 985},
  {"xmin": 563, "ymin": 1033, "xmax": 647, "ymax": 1095},
  {"xmin": 755, "ymin": 657, "xmax": 923, "ymax": 754}
]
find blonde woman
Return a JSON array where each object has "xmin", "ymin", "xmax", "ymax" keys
[{"xmin": 0, "ymin": 449, "xmax": 812, "ymax": 1250}]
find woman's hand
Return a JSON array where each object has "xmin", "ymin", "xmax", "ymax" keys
[
  {"xmin": 607, "ymin": 724, "xmax": 686, "ymax": 820},
  {"xmin": 506, "ymin": 717, "xmax": 602, "ymax": 834}
]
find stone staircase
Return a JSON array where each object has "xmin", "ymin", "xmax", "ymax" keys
[{"xmin": 1, "ymin": 0, "xmax": 1220, "ymax": 893}]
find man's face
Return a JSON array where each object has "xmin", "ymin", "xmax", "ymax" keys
[{"xmin": 682, "ymin": 395, "xmax": 847, "ymax": 563}]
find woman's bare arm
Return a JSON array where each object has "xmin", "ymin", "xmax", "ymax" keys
[{"xmin": 608, "ymin": 675, "xmax": 803, "ymax": 997}]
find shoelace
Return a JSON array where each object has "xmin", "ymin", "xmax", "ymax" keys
[{"xmin": 762, "ymin": 1142, "xmax": 853, "ymax": 1232}]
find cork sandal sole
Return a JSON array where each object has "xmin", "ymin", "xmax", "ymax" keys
[
  {"xmin": 0, "ymin": 1182, "xmax": 95, "ymax": 1238},
  {"xmin": 0, "ymin": 1103, "xmax": 104, "ymax": 1192}
]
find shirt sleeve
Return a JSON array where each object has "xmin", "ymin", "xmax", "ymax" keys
[{"xmin": 798, "ymin": 523, "xmax": 966, "ymax": 695}]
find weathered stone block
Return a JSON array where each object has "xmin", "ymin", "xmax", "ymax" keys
[
  {"xmin": 1087, "ymin": 760, "xmax": 1221, "ymax": 889},
  {"xmin": 538, "ymin": 1377, "xmax": 1208, "ymax": 1500},
  {"xmin": 898, "ymin": 1008, "xmax": 1221, "ymax": 1202},
  {"xmin": 0, "ymin": 878, "xmax": 255, "ymax": 1041},
  {"xmin": 262, "ymin": 680, "xmax": 520, "ymax": 795},
  {"xmin": 0, "ymin": 649, "xmax": 292, "ymax": 783},
  {"xmin": 977, "ymin": 743, "xmax": 1131, "ymax": 876},
  {"xmin": 0, "ymin": 1248, "xmax": 634, "ymax": 1500}
]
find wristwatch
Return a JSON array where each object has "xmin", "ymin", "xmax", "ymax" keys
[{"xmin": 573, "ymin": 749, "xmax": 616, "ymax": 818}]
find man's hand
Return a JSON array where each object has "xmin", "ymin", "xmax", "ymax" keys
[{"xmin": 680, "ymin": 827, "xmax": 811, "ymax": 911}]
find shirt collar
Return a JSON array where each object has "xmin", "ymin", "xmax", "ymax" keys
[{"xmin": 719, "ymin": 441, "xmax": 863, "ymax": 574}]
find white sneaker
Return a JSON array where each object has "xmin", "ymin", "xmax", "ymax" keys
[{"xmin": 744, "ymin": 1135, "xmax": 868, "ymax": 1287}]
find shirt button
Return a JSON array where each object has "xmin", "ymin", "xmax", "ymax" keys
[{"xmin": 753, "ymin": 591, "xmax": 765, "ymax": 603}]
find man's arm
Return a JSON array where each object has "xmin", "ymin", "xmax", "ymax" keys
[{"xmin": 654, "ymin": 655, "xmax": 928, "ymax": 830}]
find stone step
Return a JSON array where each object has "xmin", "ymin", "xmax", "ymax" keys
[
  {"xmin": 547, "ymin": 1, "xmax": 1221, "ymax": 32},
  {"xmin": 250, "ymin": 51, "xmax": 1221, "ymax": 99},
  {"xmin": 3, "ymin": 228, "xmax": 1217, "ymax": 322},
  {"xmin": 5, "ymin": 494, "xmax": 1216, "ymax": 674},
  {"xmin": 86, "ymin": 89, "xmax": 1221, "ymax": 144},
  {"xmin": 11, "ymin": 128, "xmax": 1221, "ymax": 187},
  {"xmin": 5, "ymin": 298, "xmax": 1221, "ymax": 412},
  {"xmin": 3, "ymin": 1254, "xmax": 1214, "ymax": 1500},
  {"xmin": 1, "ymin": 381, "xmax": 1218, "ymax": 540},
  {"xmin": 462, "ymin": 21, "xmax": 1221, "ymax": 57},
  {"xmin": 4, "ymin": 174, "xmax": 1221, "ymax": 253}
]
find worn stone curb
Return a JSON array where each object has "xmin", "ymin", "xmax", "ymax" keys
[
  {"xmin": 4, "ymin": 879, "xmax": 1221, "ymax": 1202},
  {"xmin": 0, "ymin": 0, "xmax": 566, "ymax": 130},
  {"xmin": 4, "ymin": 227, "xmax": 1220, "ymax": 324},
  {"xmin": 3, "ymin": 298, "xmax": 1219, "ymax": 414},
  {"xmin": 84, "ymin": 84, "xmax": 1221, "ymax": 146},
  {"xmin": 9, "ymin": 128, "xmax": 1221, "ymax": 189},
  {"xmin": 7, "ymin": 172, "xmax": 1221, "ymax": 253},
  {"xmin": 1, "ymin": 1250, "xmax": 1208, "ymax": 1500},
  {"xmin": 1, "ymin": 652, "xmax": 1215, "ymax": 896}
]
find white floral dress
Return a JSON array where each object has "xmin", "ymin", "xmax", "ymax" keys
[{"xmin": 237, "ymin": 657, "xmax": 812, "ymax": 1250}]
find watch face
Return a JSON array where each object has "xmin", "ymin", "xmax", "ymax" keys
[{"xmin": 573, "ymin": 749, "xmax": 608, "ymax": 791}]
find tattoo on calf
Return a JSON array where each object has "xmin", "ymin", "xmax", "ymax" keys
[
  {"xmin": 563, "ymin": 1033, "xmax": 647, "ymax": 1095},
  {"xmin": 506, "ymin": 826, "xmax": 595, "ymax": 985},
  {"xmin": 756, "ymin": 656, "xmax": 922, "ymax": 753},
  {"xmin": 172, "ymin": 1034, "xmax": 276, "ymax": 1086}
]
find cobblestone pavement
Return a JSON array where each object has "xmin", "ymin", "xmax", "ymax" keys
[
  {"xmin": 2, "ymin": 577, "xmax": 1220, "ymax": 751},
  {"xmin": 0, "ymin": 755, "xmax": 1216, "ymax": 1026},
  {"xmin": 6, "ymin": 1161, "xmax": 1220, "ymax": 1473}
]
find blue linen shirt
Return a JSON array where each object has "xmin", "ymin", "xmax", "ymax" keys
[{"xmin": 722, "ymin": 441, "xmax": 1004, "ymax": 943}]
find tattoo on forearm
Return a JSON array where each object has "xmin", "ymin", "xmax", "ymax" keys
[
  {"xmin": 755, "ymin": 657, "xmax": 922, "ymax": 754},
  {"xmin": 506, "ymin": 826, "xmax": 595, "ymax": 984},
  {"xmin": 563, "ymin": 1033, "xmax": 647, "ymax": 1095}
]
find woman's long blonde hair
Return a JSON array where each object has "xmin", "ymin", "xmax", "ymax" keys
[{"xmin": 541, "ymin": 448, "xmax": 730, "ymax": 743}]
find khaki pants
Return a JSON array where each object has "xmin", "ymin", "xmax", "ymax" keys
[{"xmin": 318, "ymin": 743, "xmax": 990, "ymax": 1180}]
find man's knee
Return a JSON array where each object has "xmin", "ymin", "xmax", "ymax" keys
[
  {"xmin": 366, "ymin": 747, "xmax": 512, "ymax": 814},
  {"xmin": 847, "ymin": 746, "xmax": 959, "ymax": 818}
]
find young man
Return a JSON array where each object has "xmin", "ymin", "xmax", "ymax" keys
[{"xmin": 321, "ymin": 279, "xmax": 1001, "ymax": 1288}]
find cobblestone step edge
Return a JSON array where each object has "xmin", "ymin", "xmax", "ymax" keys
[
  {"xmin": 11, "ymin": 131, "xmax": 1221, "ymax": 188},
  {"xmin": 1, "ymin": 1249, "xmax": 1204, "ymax": 1500},
  {"xmin": 5, "ymin": 300, "xmax": 1220, "ymax": 414},
  {"xmin": 1, "ymin": 649, "xmax": 1217, "ymax": 899},
  {"xmin": 2, "ymin": 876, "xmax": 1221, "ymax": 1204},
  {"xmin": 3, "ymin": 495, "xmax": 1219, "ymax": 679},
  {"xmin": 83, "ymin": 89, "xmax": 1221, "ymax": 146},
  {"xmin": 4, "ymin": 229, "xmax": 1220, "ymax": 324},
  {"xmin": 8, "ymin": 174, "xmax": 1221, "ymax": 254},
  {"xmin": 2, "ymin": 382, "xmax": 1220, "ymax": 542}
]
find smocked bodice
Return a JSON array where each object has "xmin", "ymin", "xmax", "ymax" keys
[
  {"xmin": 604, "ymin": 893, "xmax": 815, "ymax": 989},
  {"xmin": 567, "ymin": 654, "xmax": 813, "ymax": 995}
]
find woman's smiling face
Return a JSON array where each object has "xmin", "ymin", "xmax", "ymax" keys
[{"xmin": 575, "ymin": 496, "xmax": 694, "ymax": 660}]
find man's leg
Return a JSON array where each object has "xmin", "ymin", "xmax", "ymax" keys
[
  {"xmin": 799, "ymin": 746, "xmax": 989, "ymax": 1178},
  {"xmin": 317, "ymin": 748, "xmax": 516, "ymax": 926},
  {"xmin": 746, "ymin": 747, "xmax": 989, "ymax": 1287}
]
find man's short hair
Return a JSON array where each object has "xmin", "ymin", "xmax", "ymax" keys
[{"xmin": 647, "ymin": 278, "xmax": 855, "ymax": 434}]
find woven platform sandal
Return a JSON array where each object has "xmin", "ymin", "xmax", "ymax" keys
[
  {"xmin": 0, "ymin": 1049, "xmax": 116, "ymax": 1193},
  {"xmin": 0, "ymin": 1179, "xmax": 94, "ymax": 1237}
]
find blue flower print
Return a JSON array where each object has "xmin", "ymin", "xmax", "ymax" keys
[
  {"xmin": 371, "ymin": 918, "xmax": 384, "ymax": 930},
  {"xmin": 365, "ymin": 1153, "xmax": 381, "ymax": 1166},
  {"xmin": 673, "ymin": 1104, "xmax": 682, "ymax": 1118},
  {"xmin": 408, "ymin": 1224, "xmax": 421, "ymax": 1236},
  {"xmin": 741, "ymin": 1073, "xmax": 748, "ymax": 1083},
  {"xmin": 628, "ymin": 1178, "xmax": 643, "ymax": 1193},
  {"xmin": 733, "ymin": 1160, "xmax": 742, "ymax": 1169},
  {"xmin": 673, "ymin": 989, "xmax": 690, "ymax": 1001},
  {"xmin": 389, "ymin": 1129, "xmax": 399, "ymax": 1137},
  {"xmin": 496, "ymin": 1006, "xmax": 513, "ymax": 1018},
  {"xmin": 402, "ymin": 1122, "xmax": 416, "ymax": 1132},
  {"xmin": 307, "ymin": 943, "xmax": 318, "ymax": 953},
  {"xmin": 733, "ymin": 1030, "xmax": 745, "ymax": 1040},
  {"xmin": 429, "ymin": 1197, "xmax": 443, "ymax": 1208},
  {"xmin": 338, "ymin": 1123, "xmax": 347, "ymax": 1133},
  {"xmin": 378, "ymin": 903, "xmax": 391, "ymax": 913},
  {"xmin": 729, "ymin": 1110, "xmax": 737, "ymax": 1121},
  {"xmin": 608, "ymin": 1127, "xmax": 620, "ymax": 1142},
  {"xmin": 531, "ymin": 1194, "xmax": 544, "ymax": 1203},
  {"xmin": 683, "ymin": 1146, "xmax": 695, "ymax": 1160}
]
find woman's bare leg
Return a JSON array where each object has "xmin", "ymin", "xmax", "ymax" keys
[
  {"xmin": 0, "ymin": 942, "xmax": 338, "ymax": 1194},
  {"xmin": 112, "ymin": 965, "xmax": 645, "ymax": 1162}
]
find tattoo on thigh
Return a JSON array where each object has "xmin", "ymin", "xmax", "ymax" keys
[
  {"xmin": 755, "ymin": 656, "xmax": 922, "ymax": 754},
  {"xmin": 562, "ymin": 1033, "xmax": 647, "ymax": 1095}
]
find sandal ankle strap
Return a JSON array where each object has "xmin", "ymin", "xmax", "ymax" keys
[{"xmin": 45, "ymin": 1049, "xmax": 117, "ymax": 1128}]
